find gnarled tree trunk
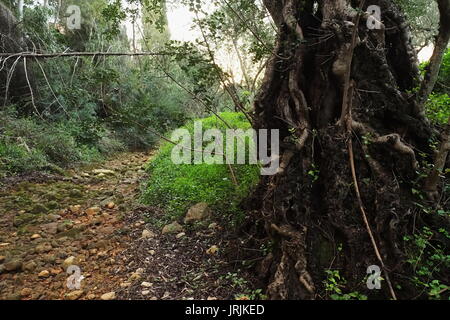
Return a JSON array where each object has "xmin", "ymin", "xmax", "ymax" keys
[{"xmin": 251, "ymin": 0, "xmax": 447, "ymax": 299}]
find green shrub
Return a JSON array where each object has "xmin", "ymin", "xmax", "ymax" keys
[
  {"xmin": 142, "ymin": 112, "xmax": 260, "ymax": 224},
  {"xmin": 426, "ymin": 93, "xmax": 450, "ymax": 125},
  {"xmin": 0, "ymin": 142, "xmax": 48, "ymax": 177}
]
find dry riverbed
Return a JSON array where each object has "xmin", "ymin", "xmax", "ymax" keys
[{"xmin": 0, "ymin": 152, "xmax": 258, "ymax": 300}]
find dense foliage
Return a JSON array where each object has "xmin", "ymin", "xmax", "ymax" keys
[{"xmin": 142, "ymin": 112, "xmax": 260, "ymax": 225}]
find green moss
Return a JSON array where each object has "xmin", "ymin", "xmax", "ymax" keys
[
  {"xmin": 13, "ymin": 213, "xmax": 38, "ymax": 227},
  {"xmin": 46, "ymin": 201, "xmax": 59, "ymax": 210},
  {"xmin": 30, "ymin": 203, "xmax": 48, "ymax": 214},
  {"xmin": 69, "ymin": 189, "xmax": 84, "ymax": 198},
  {"xmin": 142, "ymin": 112, "xmax": 260, "ymax": 224}
]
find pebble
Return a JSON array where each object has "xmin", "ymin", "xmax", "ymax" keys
[
  {"xmin": 23, "ymin": 261, "xmax": 37, "ymax": 272},
  {"xmin": 208, "ymin": 223, "xmax": 218, "ymax": 229},
  {"xmin": 38, "ymin": 270, "xmax": 50, "ymax": 278},
  {"xmin": 176, "ymin": 232, "xmax": 185, "ymax": 239},
  {"xmin": 31, "ymin": 234, "xmax": 41, "ymax": 240},
  {"xmin": 62, "ymin": 256, "xmax": 78, "ymax": 270},
  {"xmin": 206, "ymin": 245, "xmax": 219, "ymax": 255},
  {"xmin": 129, "ymin": 272, "xmax": 141, "ymax": 282},
  {"xmin": 141, "ymin": 282, "xmax": 153, "ymax": 287},
  {"xmin": 35, "ymin": 242, "xmax": 52, "ymax": 253},
  {"xmin": 100, "ymin": 292, "xmax": 116, "ymax": 300},
  {"xmin": 20, "ymin": 288, "xmax": 32, "ymax": 297},
  {"xmin": 69, "ymin": 205, "xmax": 82, "ymax": 214},
  {"xmin": 66, "ymin": 290, "xmax": 84, "ymax": 300},
  {"xmin": 4, "ymin": 260, "xmax": 23, "ymax": 272},
  {"xmin": 142, "ymin": 290, "xmax": 150, "ymax": 296},
  {"xmin": 86, "ymin": 207, "xmax": 101, "ymax": 216},
  {"xmin": 120, "ymin": 282, "xmax": 131, "ymax": 288},
  {"xmin": 0, "ymin": 256, "xmax": 5, "ymax": 263},
  {"xmin": 142, "ymin": 229, "xmax": 155, "ymax": 239}
]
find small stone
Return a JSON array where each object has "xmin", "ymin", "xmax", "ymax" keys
[
  {"xmin": 38, "ymin": 270, "xmax": 50, "ymax": 278},
  {"xmin": 120, "ymin": 282, "xmax": 131, "ymax": 288},
  {"xmin": 135, "ymin": 268, "xmax": 144, "ymax": 274},
  {"xmin": 162, "ymin": 221, "xmax": 184, "ymax": 235},
  {"xmin": 86, "ymin": 207, "xmax": 101, "ymax": 216},
  {"xmin": 184, "ymin": 203, "xmax": 211, "ymax": 224},
  {"xmin": 42, "ymin": 254, "xmax": 56, "ymax": 264},
  {"xmin": 141, "ymin": 282, "xmax": 153, "ymax": 287},
  {"xmin": 41, "ymin": 223, "xmax": 58, "ymax": 235},
  {"xmin": 62, "ymin": 256, "xmax": 78, "ymax": 270},
  {"xmin": 20, "ymin": 288, "xmax": 32, "ymax": 297},
  {"xmin": 69, "ymin": 205, "xmax": 82, "ymax": 214},
  {"xmin": 129, "ymin": 272, "xmax": 141, "ymax": 282},
  {"xmin": 106, "ymin": 202, "xmax": 115, "ymax": 209},
  {"xmin": 93, "ymin": 169, "xmax": 115, "ymax": 175},
  {"xmin": 142, "ymin": 290, "xmax": 150, "ymax": 296},
  {"xmin": 50, "ymin": 268, "xmax": 63, "ymax": 275},
  {"xmin": 208, "ymin": 223, "xmax": 218, "ymax": 229},
  {"xmin": 86, "ymin": 294, "xmax": 96, "ymax": 300},
  {"xmin": 0, "ymin": 256, "xmax": 5, "ymax": 263},
  {"xmin": 100, "ymin": 292, "xmax": 116, "ymax": 300},
  {"xmin": 66, "ymin": 290, "xmax": 84, "ymax": 300},
  {"xmin": 31, "ymin": 234, "xmax": 41, "ymax": 240},
  {"xmin": 35, "ymin": 242, "xmax": 52, "ymax": 253},
  {"xmin": 47, "ymin": 214, "xmax": 62, "ymax": 222},
  {"xmin": 176, "ymin": 232, "xmax": 185, "ymax": 239},
  {"xmin": 4, "ymin": 260, "xmax": 23, "ymax": 272},
  {"xmin": 206, "ymin": 245, "xmax": 219, "ymax": 255},
  {"xmin": 148, "ymin": 250, "xmax": 156, "ymax": 255},
  {"xmin": 0, "ymin": 243, "xmax": 10, "ymax": 247},
  {"xmin": 142, "ymin": 229, "xmax": 155, "ymax": 239},
  {"xmin": 23, "ymin": 260, "xmax": 37, "ymax": 272}
]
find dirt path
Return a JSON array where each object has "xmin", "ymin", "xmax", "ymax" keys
[{"xmin": 0, "ymin": 152, "xmax": 257, "ymax": 300}]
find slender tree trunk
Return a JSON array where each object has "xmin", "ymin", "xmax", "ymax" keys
[{"xmin": 250, "ymin": 0, "xmax": 445, "ymax": 299}]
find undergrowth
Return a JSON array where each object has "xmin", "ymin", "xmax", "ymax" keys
[{"xmin": 142, "ymin": 112, "xmax": 260, "ymax": 225}]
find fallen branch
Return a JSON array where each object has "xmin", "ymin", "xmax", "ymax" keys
[{"xmin": 0, "ymin": 51, "xmax": 170, "ymax": 59}]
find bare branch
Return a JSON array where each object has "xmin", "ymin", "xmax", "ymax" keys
[{"xmin": 0, "ymin": 51, "xmax": 170, "ymax": 58}]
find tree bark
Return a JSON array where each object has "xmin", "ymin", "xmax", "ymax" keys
[{"xmin": 251, "ymin": 0, "xmax": 445, "ymax": 299}]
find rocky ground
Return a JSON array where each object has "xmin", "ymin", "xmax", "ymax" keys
[{"xmin": 0, "ymin": 152, "xmax": 258, "ymax": 300}]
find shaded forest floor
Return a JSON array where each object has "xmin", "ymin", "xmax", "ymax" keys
[{"xmin": 0, "ymin": 152, "xmax": 257, "ymax": 300}]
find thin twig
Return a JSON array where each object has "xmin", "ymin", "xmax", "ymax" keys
[{"xmin": 23, "ymin": 57, "xmax": 44, "ymax": 120}]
